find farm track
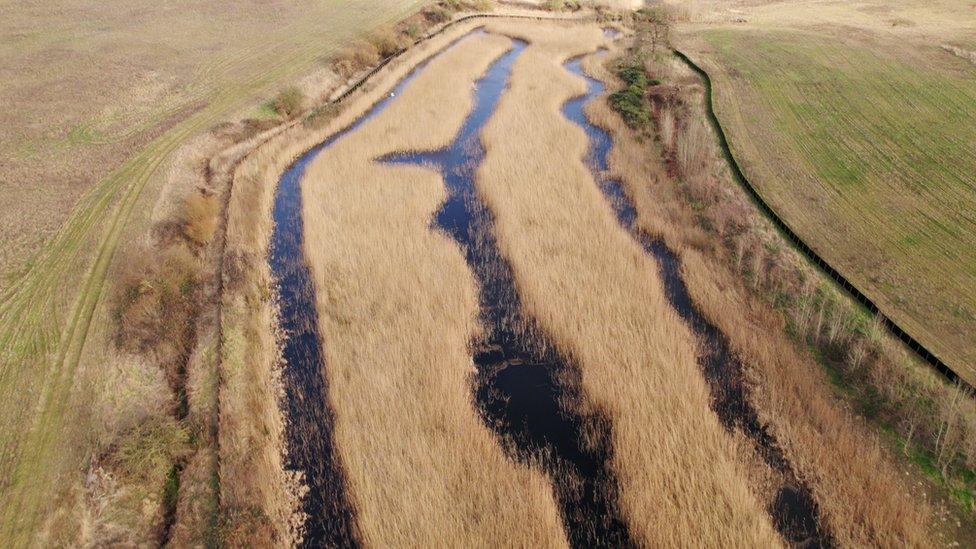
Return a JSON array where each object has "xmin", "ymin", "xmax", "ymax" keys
[
  {"xmin": 0, "ymin": 5, "xmax": 421, "ymax": 542},
  {"xmin": 672, "ymin": 46, "xmax": 974, "ymax": 392}
]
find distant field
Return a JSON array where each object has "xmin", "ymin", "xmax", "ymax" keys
[
  {"xmin": 0, "ymin": 0, "xmax": 423, "ymax": 544},
  {"xmin": 675, "ymin": 2, "xmax": 976, "ymax": 380},
  {"xmin": 0, "ymin": 0, "xmax": 422, "ymax": 278}
]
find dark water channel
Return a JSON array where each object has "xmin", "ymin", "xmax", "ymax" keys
[
  {"xmin": 562, "ymin": 57, "xmax": 831, "ymax": 547},
  {"xmin": 269, "ymin": 35, "xmax": 479, "ymax": 547},
  {"xmin": 381, "ymin": 41, "xmax": 634, "ymax": 548}
]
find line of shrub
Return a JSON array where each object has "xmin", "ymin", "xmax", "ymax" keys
[{"xmin": 609, "ymin": 62, "xmax": 655, "ymax": 128}]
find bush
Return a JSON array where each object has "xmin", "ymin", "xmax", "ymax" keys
[
  {"xmin": 354, "ymin": 41, "xmax": 380, "ymax": 68},
  {"xmin": 609, "ymin": 64, "xmax": 653, "ymax": 128},
  {"xmin": 331, "ymin": 42, "xmax": 381, "ymax": 79},
  {"xmin": 114, "ymin": 416, "xmax": 190, "ymax": 484},
  {"xmin": 331, "ymin": 48, "xmax": 359, "ymax": 79},
  {"xmin": 404, "ymin": 22, "xmax": 424, "ymax": 40},
  {"xmin": 270, "ymin": 86, "xmax": 305, "ymax": 118},
  {"xmin": 424, "ymin": 6, "xmax": 452, "ymax": 23},
  {"xmin": 113, "ymin": 245, "xmax": 202, "ymax": 383},
  {"xmin": 182, "ymin": 191, "xmax": 219, "ymax": 246},
  {"xmin": 303, "ymin": 103, "xmax": 341, "ymax": 129},
  {"xmin": 369, "ymin": 27, "xmax": 407, "ymax": 58}
]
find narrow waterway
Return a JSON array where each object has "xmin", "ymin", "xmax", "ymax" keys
[
  {"xmin": 269, "ymin": 34, "xmax": 478, "ymax": 546},
  {"xmin": 381, "ymin": 41, "xmax": 634, "ymax": 548},
  {"xmin": 561, "ymin": 56, "xmax": 831, "ymax": 547}
]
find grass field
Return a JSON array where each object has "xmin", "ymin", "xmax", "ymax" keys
[
  {"xmin": 0, "ymin": 1, "xmax": 424, "ymax": 544},
  {"xmin": 672, "ymin": 0, "xmax": 976, "ymax": 380}
]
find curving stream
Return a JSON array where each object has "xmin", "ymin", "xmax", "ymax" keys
[
  {"xmin": 562, "ymin": 56, "xmax": 831, "ymax": 547},
  {"xmin": 381, "ymin": 40, "xmax": 634, "ymax": 548},
  {"xmin": 269, "ymin": 35, "xmax": 472, "ymax": 547},
  {"xmin": 268, "ymin": 27, "xmax": 826, "ymax": 547},
  {"xmin": 271, "ymin": 31, "xmax": 632, "ymax": 547}
]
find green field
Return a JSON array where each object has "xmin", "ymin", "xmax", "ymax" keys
[{"xmin": 677, "ymin": 23, "xmax": 976, "ymax": 381}]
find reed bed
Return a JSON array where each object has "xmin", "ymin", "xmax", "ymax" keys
[
  {"xmin": 477, "ymin": 20, "xmax": 781, "ymax": 546},
  {"xmin": 580, "ymin": 41, "xmax": 936, "ymax": 546},
  {"xmin": 298, "ymin": 33, "xmax": 567, "ymax": 546},
  {"xmin": 220, "ymin": 19, "xmax": 503, "ymax": 545}
]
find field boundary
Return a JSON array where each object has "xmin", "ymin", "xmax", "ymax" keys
[{"xmin": 672, "ymin": 48, "xmax": 967, "ymax": 390}]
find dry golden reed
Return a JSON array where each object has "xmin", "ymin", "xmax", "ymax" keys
[
  {"xmin": 582, "ymin": 39, "xmax": 936, "ymax": 546},
  {"xmin": 477, "ymin": 20, "xmax": 781, "ymax": 547},
  {"xmin": 219, "ymin": 19, "xmax": 506, "ymax": 545},
  {"xmin": 300, "ymin": 33, "xmax": 568, "ymax": 546}
]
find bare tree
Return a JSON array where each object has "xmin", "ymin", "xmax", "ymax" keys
[{"xmin": 634, "ymin": 7, "xmax": 671, "ymax": 55}]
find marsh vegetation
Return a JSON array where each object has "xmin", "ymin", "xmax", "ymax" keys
[{"xmin": 4, "ymin": 1, "xmax": 974, "ymax": 546}]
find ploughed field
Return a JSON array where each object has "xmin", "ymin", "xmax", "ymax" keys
[
  {"xmin": 265, "ymin": 19, "xmax": 940, "ymax": 546},
  {"xmin": 673, "ymin": 0, "xmax": 976, "ymax": 380}
]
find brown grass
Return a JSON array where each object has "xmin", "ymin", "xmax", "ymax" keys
[
  {"xmin": 182, "ymin": 192, "xmax": 220, "ymax": 246},
  {"xmin": 580, "ymin": 38, "xmax": 939, "ymax": 545},
  {"xmin": 299, "ymin": 32, "xmax": 567, "ymax": 546},
  {"xmin": 221, "ymin": 18, "xmax": 563, "ymax": 546},
  {"xmin": 476, "ymin": 20, "xmax": 781, "ymax": 546}
]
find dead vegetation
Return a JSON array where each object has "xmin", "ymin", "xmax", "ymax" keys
[
  {"xmin": 329, "ymin": 1, "xmax": 494, "ymax": 80},
  {"xmin": 221, "ymin": 18, "xmax": 568, "ymax": 546},
  {"xmin": 299, "ymin": 32, "xmax": 568, "ymax": 546},
  {"xmin": 477, "ymin": 20, "xmax": 780, "ymax": 545}
]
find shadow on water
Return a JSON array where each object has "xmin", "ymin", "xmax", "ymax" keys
[
  {"xmin": 561, "ymin": 56, "xmax": 832, "ymax": 547},
  {"xmin": 381, "ymin": 40, "xmax": 634, "ymax": 548},
  {"xmin": 270, "ymin": 32, "xmax": 483, "ymax": 547}
]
